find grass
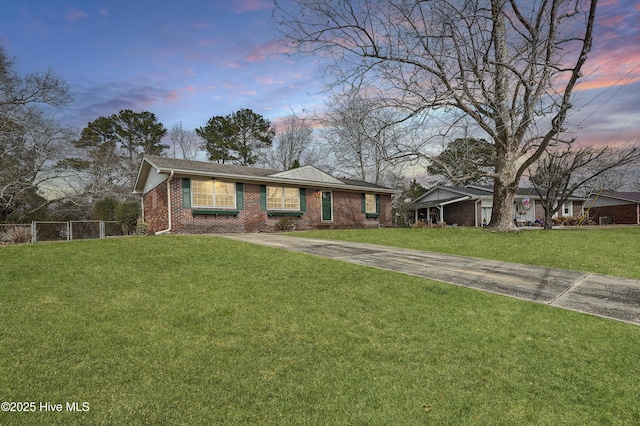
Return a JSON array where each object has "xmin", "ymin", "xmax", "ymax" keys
[
  {"xmin": 0, "ymin": 234, "xmax": 639, "ymax": 425},
  {"xmin": 293, "ymin": 226, "xmax": 640, "ymax": 279}
]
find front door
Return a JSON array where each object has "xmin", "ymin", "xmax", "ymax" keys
[{"xmin": 321, "ymin": 191, "xmax": 332, "ymax": 221}]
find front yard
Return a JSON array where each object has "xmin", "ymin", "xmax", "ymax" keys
[{"xmin": 0, "ymin": 233, "xmax": 638, "ymax": 424}]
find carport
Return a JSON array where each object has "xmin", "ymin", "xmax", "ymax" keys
[{"xmin": 409, "ymin": 196, "xmax": 472, "ymax": 225}]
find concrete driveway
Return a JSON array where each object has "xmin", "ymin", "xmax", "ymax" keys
[{"xmin": 221, "ymin": 233, "xmax": 640, "ymax": 326}]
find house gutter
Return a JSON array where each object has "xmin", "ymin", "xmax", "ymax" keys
[
  {"xmin": 149, "ymin": 166, "xmax": 400, "ymax": 194},
  {"xmin": 155, "ymin": 170, "xmax": 174, "ymax": 235}
]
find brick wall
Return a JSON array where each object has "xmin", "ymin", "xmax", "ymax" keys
[
  {"xmin": 142, "ymin": 180, "xmax": 169, "ymax": 233},
  {"xmin": 588, "ymin": 203, "xmax": 639, "ymax": 225},
  {"xmin": 443, "ymin": 200, "xmax": 476, "ymax": 226},
  {"xmin": 141, "ymin": 178, "xmax": 393, "ymax": 234}
]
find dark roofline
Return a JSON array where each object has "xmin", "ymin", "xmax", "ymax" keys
[
  {"xmin": 592, "ymin": 191, "xmax": 640, "ymax": 203},
  {"xmin": 411, "ymin": 184, "xmax": 585, "ymax": 204},
  {"xmin": 135, "ymin": 155, "xmax": 399, "ymax": 194}
]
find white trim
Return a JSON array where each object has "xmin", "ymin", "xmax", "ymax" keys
[
  {"xmin": 155, "ymin": 171, "xmax": 174, "ymax": 235},
  {"xmin": 191, "ymin": 180, "xmax": 237, "ymax": 209},
  {"xmin": 266, "ymin": 185, "xmax": 300, "ymax": 211}
]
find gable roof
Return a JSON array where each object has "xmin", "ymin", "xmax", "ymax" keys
[
  {"xmin": 409, "ymin": 184, "xmax": 583, "ymax": 206},
  {"xmin": 134, "ymin": 155, "xmax": 399, "ymax": 194},
  {"xmin": 270, "ymin": 165, "xmax": 344, "ymax": 184}
]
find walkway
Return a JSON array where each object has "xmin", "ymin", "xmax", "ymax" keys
[{"xmin": 221, "ymin": 233, "xmax": 640, "ymax": 326}]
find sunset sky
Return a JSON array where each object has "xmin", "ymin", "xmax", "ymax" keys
[{"xmin": 1, "ymin": 0, "xmax": 638, "ymax": 149}]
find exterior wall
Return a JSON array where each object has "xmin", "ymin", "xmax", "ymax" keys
[
  {"xmin": 588, "ymin": 203, "xmax": 639, "ymax": 225},
  {"xmin": 574, "ymin": 201, "xmax": 584, "ymax": 216},
  {"xmin": 142, "ymin": 177, "xmax": 393, "ymax": 234},
  {"xmin": 142, "ymin": 180, "xmax": 169, "ymax": 234},
  {"xmin": 443, "ymin": 200, "xmax": 476, "ymax": 226}
]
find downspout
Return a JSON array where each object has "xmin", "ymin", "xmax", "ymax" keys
[
  {"xmin": 475, "ymin": 199, "xmax": 480, "ymax": 227},
  {"xmin": 155, "ymin": 171, "xmax": 174, "ymax": 235}
]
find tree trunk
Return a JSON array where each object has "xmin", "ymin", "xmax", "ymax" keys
[
  {"xmin": 488, "ymin": 177, "xmax": 518, "ymax": 232},
  {"xmin": 487, "ymin": 127, "xmax": 519, "ymax": 231},
  {"xmin": 543, "ymin": 209, "xmax": 553, "ymax": 230}
]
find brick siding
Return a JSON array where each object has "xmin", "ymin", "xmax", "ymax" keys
[
  {"xmin": 142, "ymin": 178, "xmax": 393, "ymax": 234},
  {"xmin": 588, "ymin": 203, "xmax": 639, "ymax": 225},
  {"xmin": 443, "ymin": 200, "xmax": 476, "ymax": 226}
]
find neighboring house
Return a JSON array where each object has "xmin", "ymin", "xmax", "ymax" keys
[
  {"xmin": 407, "ymin": 185, "xmax": 584, "ymax": 227},
  {"xmin": 133, "ymin": 155, "xmax": 398, "ymax": 234},
  {"xmin": 584, "ymin": 192, "xmax": 640, "ymax": 225}
]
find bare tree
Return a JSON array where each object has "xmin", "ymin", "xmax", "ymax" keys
[
  {"xmin": 266, "ymin": 114, "xmax": 318, "ymax": 170},
  {"xmin": 322, "ymin": 95, "xmax": 401, "ymax": 184},
  {"xmin": 169, "ymin": 121, "xmax": 199, "ymax": 160},
  {"xmin": 528, "ymin": 143, "xmax": 640, "ymax": 229},
  {"xmin": 275, "ymin": 0, "xmax": 598, "ymax": 231},
  {"xmin": 0, "ymin": 48, "xmax": 76, "ymax": 222}
]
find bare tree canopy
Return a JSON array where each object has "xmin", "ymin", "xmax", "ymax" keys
[
  {"xmin": 529, "ymin": 143, "xmax": 640, "ymax": 229},
  {"xmin": 0, "ymin": 47, "xmax": 75, "ymax": 222},
  {"xmin": 276, "ymin": 0, "xmax": 598, "ymax": 231},
  {"xmin": 169, "ymin": 121, "xmax": 199, "ymax": 161},
  {"xmin": 266, "ymin": 114, "xmax": 319, "ymax": 170},
  {"xmin": 322, "ymin": 95, "xmax": 400, "ymax": 184}
]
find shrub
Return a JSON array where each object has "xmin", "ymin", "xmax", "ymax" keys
[
  {"xmin": 135, "ymin": 220, "xmax": 149, "ymax": 236},
  {"xmin": 0, "ymin": 226, "xmax": 32, "ymax": 244},
  {"xmin": 115, "ymin": 202, "xmax": 141, "ymax": 235},
  {"xmin": 93, "ymin": 198, "xmax": 119, "ymax": 221},
  {"xmin": 552, "ymin": 215, "xmax": 596, "ymax": 226},
  {"xmin": 275, "ymin": 216, "xmax": 298, "ymax": 231}
]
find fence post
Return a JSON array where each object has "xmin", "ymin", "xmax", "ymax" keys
[
  {"xmin": 100, "ymin": 220, "xmax": 105, "ymax": 239},
  {"xmin": 31, "ymin": 221, "xmax": 36, "ymax": 243},
  {"xmin": 67, "ymin": 222, "xmax": 71, "ymax": 241}
]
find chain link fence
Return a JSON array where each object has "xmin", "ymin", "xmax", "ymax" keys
[{"xmin": 0, "ymin": 221, "xmax": 125, "ymax": 244}]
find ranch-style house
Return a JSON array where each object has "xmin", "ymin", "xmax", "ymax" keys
[{"xmin": 134, "ymin": 155, "xmax": 398, "ymax": 234}]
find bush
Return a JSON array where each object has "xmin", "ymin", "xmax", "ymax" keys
[
  {"xmin": 552, "ymin": 215, "xmax": 595, "ymax": 226},
  {"xmin": 274, "ymin": 216, "xmax": 298, "ymax": 231},
  {"xmin": 93, "ymin": 198, "xmax": 119, "ymax": 221},
  {"xmin": 135, "ymin": 220, "xmax": 149, "ymax": 236},
  {"xmin": 115, "ymin": 202, "xmax": 141, "ymax": 235},
  {"xmin": 0, "ymin": 226, "xmax": 32, "ymax": 244}
]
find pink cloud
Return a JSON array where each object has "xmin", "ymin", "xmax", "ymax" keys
[
  {"xmin": 164, "ymin": 90, "xmax": 180, "ymax": 102},
  {"xmin": 66, "ymin": 8, "xmax": 87, "ymax": 21},
  {"xmin": 576, "ymin": 2, "xmax": 640, "ymax": 90},
  {"xmin": 254, "ymin": 75, "xmax": 274, "ymax": 85},
  {"xmin": 246, "ymin": 40, "xmax": 281, "ymax": 62}
]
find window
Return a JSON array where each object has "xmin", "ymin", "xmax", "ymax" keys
[
  {"xmin": 191, "ymin": 180, "xmax": 236, "ymax": 208},
  {"xmin": 214, "ymin": 181, "xmax": 235, "ymax": 207},
  {"xmin": 365, "ymin": 194, "xmax": 377, "ymax": 214},
  {"xmin": 267, "ymin": 186, "xmax": 300, "ymax": 210},
  {"xmin": 192, "ymin": 180, "xmax": 213, "ymax": 207}
]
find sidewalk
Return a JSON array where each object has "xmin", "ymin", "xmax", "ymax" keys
[{"xmin": 221, "ymin": 233, "xmax": 640, "ymax": 326}]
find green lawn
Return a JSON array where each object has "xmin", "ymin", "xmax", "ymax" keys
[
  {"xmin": 1, "ymin": 234, "xmax": 639, "ymax": 425},
  {"xmin": 294, "ymin": 226, "xmax": 640, "ymax": 279}
]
